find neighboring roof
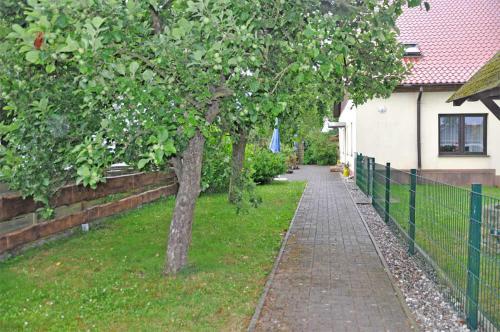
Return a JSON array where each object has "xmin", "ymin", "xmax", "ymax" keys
[
  {"xmin": 447, "ymin": 52, "xmax": 500, "ymax": 103},
  {"xmin": 397, "ymin": 0, "xmax": 500, "ymax": 85}
]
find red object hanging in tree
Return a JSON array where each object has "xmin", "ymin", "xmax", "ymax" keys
[{"xmin": 34, "ymin": 32, "xmax": 44, "ymax": 50}]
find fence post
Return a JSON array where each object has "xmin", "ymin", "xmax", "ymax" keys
[
  {"xmin": 365, "ymin": 157, "xmax": 370, "ymax": 195},
  {"xmin": 370, "ymin": 158, "xmax": 375, "ymax": 198},
  {"xmin": 408, "ymin": 169, "xmax": 417, "ymax": 255},
  {"xmin": 384, "ymin": 162, "xmax": 391, "ymax": 223},
  {"xmin": 360, "ymin": 154, "xmax": 364, "ymax": 190},
  {"xmin": 466, "ymin": 183, "xmax": 482, "ymax": 330},
  {"xmin": 355, "ymin": 153, "xmax": 359, "ymax": 187}
]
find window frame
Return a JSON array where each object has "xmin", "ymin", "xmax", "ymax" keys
[{"xmin": 438, "ymin": 113, "xmax": 488, "ymax": 156}]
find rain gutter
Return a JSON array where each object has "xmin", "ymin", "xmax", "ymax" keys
[{"xmin": 417, "ymin": 86, "xmax": 423, "ymax": 169}]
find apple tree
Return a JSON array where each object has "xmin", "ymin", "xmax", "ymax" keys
[{"xmin": 0, "ymin": 0, "xmax": 427, "ymax": 274}]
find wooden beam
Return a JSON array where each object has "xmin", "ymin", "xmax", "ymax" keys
[
  {"xmin": 480, "ymin": 98, "xmax": 500, "ymax": 120},
  {"xmin": 467, "ymin": 88, "xmax": 500, "ymax": 101},
  {"xmin": 453, "ymin": 98, "xmax": 466, "ymax": 106}
]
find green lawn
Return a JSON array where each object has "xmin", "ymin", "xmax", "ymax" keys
[
  {"xmin": 371, "ymin": 179, "xmax": 500, "ymax": 328},
  {"xmin": 483, "ymin": 186, "xmax": 500, "ymax": 199},
  {"xmin": 0, "ymin": 181, "xmax": 305, "ymax": 331}
]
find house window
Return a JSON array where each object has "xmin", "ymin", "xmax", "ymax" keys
[{"xmin": 439, "ymin": 114, "xmax": 487, "ymax": 155}]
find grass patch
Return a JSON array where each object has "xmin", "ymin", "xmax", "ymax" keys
[
  {"xmin": 483, "ymin": 186, "xmax": 500, "ymax": 199},
  {"xmin": 0, "ymin": 181, "xmax": 305, "ymax": 331}
]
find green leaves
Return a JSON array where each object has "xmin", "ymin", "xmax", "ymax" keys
[
  {"xmin": 137, "ymin": 159, "xmax": 149, "ymax": 170},
  {"xmin": 407, "ymin": 0, "xmax": 429, "ymax": 9},
  {"xmin": 115, "ymin": 63, "xmax": 126, "ymax": 76},
  {"xmin": 171, "ymin": 18, "xmax": 192, "ymax": 39},
  {"xmin": 76, "ymin": 165, "xmax": 103, "ymax": 189},
  {"xmin": 58, "ymin": 36, "xmax": 79, "ymax": 53},
  {"xmin": 55, "ymin": 14, "xmax": 69, "ymax": 29},
  {"xmin": 407, "ymin": 0, "xmax": 421, "ymax": 7},
  {"xmin": 25, "ymin": 50, "xmax": 39, "ymax": 63},
  {"xmin": 142, "ymin": 69, "xmax": 155, "ymax": 82},
  {"xmin": 0, "ymin": 121, "xmax": 20, "ymax": 134},
  {"xmin": 192, "ymin": 49, "xmax": 205, "ymax": 62},
  {"xmin": 11, "ymin": 24, "xmax": 25, "ymax": 36},
  {"xmin": 129, "ymin": 61, "xmax": 139, "ymax": 76},
  {"xmin": 45, "ymin": 63, "xmax": 56, "ymax": 73},
  {"xmin": 138, "ymin": 128, "xmax": 177, "ymax": 169},
  {"xmin": 0, "ymin": 0, "xmax": 417, "ymax": 210},
  {"xmin": 77, "ymin": 165, "xmax": 91, "ymax": 179},
  {"xmin": 303, "ymin": 26, "xmax": 315, "ymax": 38},
  {"xmin": 91, "ymin": 17, "xmax": 105, "ymax": 29}
]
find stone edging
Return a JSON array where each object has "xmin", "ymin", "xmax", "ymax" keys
[
  {"xmin": 247, "ymin": 182, "xmax": 308, "ymax": 332},
  {"xmin": 342, "ymin": 178, "xmax": 420, "ymax": 331}
]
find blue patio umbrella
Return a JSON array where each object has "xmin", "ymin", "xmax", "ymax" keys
[{"xmin": 269, "ymin": 118, "xmax": 280, "ymax": 153}]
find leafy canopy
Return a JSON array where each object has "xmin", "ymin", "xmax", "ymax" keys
[{"xmin": 0, "ymin": 0, "xmax": 425, "ymax": 206}]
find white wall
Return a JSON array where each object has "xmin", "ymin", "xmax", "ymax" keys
[
  {"xmin": 354, "ymin": 91, "xmax": 500, "ymax": 177},
  {"xmin": 338, "ymin": 101, "xmax": 356, "ymax": 169},
  {"xmin": 356, "ymin": 92, "xmax": 419, "ymax": 169}
]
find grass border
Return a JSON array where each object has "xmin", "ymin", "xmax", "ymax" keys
[{"xmin": 247, "ymin": 182, "xmax": 308, "ymax": 332}]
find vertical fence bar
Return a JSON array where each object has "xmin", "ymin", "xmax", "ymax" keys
[
  {"xmin": 466, "ymin": 183, "xmax": 482, "ymax": 330},
  {"xmin": 408, "ymin": 169, "xmax": 417, "ymax": 255},
  {"xmin": 384, "ymin": 162, "xmax": 390, "ymax": 223}
]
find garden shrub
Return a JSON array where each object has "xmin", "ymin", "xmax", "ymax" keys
[
  {"xmin": 201, "ymin": 135, "xmax": 232, "ymax": 193},
  {"xmin": 281, "ymin": 146, "xmax": 298, "ymax": 171},
  {"xmin": 304, "ymin": 131, "xmax": 337, "ymax": 166},
  {"xmin": 202, "ymin": 136, "xmax": 288, "ymax": 192},
  {"xmin": 248, "ymin": 147, "xmax": 287, "ymax": 184}
]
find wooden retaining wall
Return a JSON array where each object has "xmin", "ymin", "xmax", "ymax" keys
[
  {"xmin": 0, "ymin": 172, "xmax": 175, "ymax": 222},
  {"xmin": 0, "ymin": 171, "xmax": 177, "ymax": 255}
]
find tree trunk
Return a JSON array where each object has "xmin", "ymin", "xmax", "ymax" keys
[
  {"xmin": 228, "ymin": 130, "xmax": 247, "ymax": 204},
  {"xmin": 164, "ymin": 130, "xmax": 205, "ymax": 275},
  {"xmin": 297, "ymin": 140, "xmax": 305, "ymax": 164}
]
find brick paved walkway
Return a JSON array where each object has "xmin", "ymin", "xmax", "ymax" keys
[{"xmin": 252, "ymin": 166, "xmax": 414, "ymax": 332}]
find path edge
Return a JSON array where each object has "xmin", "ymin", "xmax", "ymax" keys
[
  {"xmin": 343, "ymin": 178, "xmax": 420, "ymax": 331},
  {"xmin": 247, "ymin": 182, "xmax": 308, "ymax": 332}
]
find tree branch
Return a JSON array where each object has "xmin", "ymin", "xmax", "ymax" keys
[
  {"xmin": 170, "ymin": 156, "xmax": 183, "ymax": 180},
  {"xmin": 270, "ymin": 63, "xmax": 293, "ymax": 95},
  {"xmin": 114, "ymin": 47, "xmax": 175, "ymax": 82},
  {"xmin": 212, "ymin": 86, "xmax": 233, "ymax": 99},
  {"xmin": 186, "ymin": 96, "xmax": 201, "ymax": 109},
  {"xmin": 150, "ymin": 1, "xmax": 174, "ymax": 34},
  {"xmin": 150, "ymin": 5, "xmax": 163, "ymax": 35},
  {"xmin": 205, "ymin": 100, "xmax": 220, "ymax": 124}
]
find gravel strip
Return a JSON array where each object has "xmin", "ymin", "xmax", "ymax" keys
[{"xmin": 345, "ymin": 178, "xmax": 470, "ymax": 332}]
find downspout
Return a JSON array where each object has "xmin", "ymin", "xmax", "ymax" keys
[
  {"xmin": 417, "ymin": 86, "xmax": 423, "ymax": 169},
  {"xmin": 344, "ymin": 127, "xmax": 347, "ymax": 164}
]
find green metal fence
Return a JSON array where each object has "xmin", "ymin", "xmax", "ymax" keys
[{"xmin": 355, "ymin": 153, "xmax": 500, "ymax": 331}]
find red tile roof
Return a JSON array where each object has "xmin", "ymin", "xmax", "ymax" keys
[{"xmin": 397, "ymin": 0, "xmax": 500, "ymax": 85}]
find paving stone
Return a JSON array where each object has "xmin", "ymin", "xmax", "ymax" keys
[{"xmin": 254, "ymin": 166, "xmax": 413, "ymax": 332}]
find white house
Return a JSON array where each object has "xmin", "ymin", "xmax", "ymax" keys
[{"xmin": 339, "ymin": 0, "xmax": 500, "ymax": 186}]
